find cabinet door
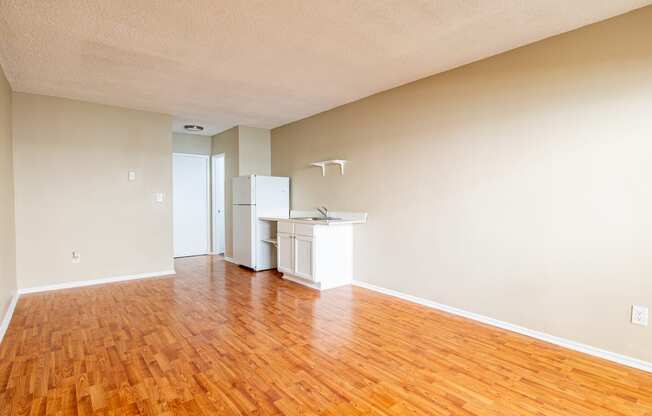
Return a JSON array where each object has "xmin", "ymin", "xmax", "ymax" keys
[
  {"xmin": 294, "ymin": 235, "xmax": 314, "ymax": 281},
  {"xmin": 277, "ymin": 232, "xmax": 294, "ymax": 274}
]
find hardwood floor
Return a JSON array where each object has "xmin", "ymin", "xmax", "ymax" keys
[{"xmin": 1, "ymin": 256, "xmax": 651, "ymax": 415}]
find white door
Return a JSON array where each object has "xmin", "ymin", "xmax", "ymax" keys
[
  {"xmin": 233, "ymin": 205, "xmax": 256, "ymax": 268},
  {"xmin": 294, "ymin": 235, "xmax": 314, "ymax": 280},
  {"xmin": 173, "ymin": 153, "xmax": 209, "ymax": 257},
  {"xmin": 212, "ymin": 154, "xmax": 225, "ymax": 254},
  {"xmin": 277, "ymin": 233, "xmax": 294, "ymax": 274}
]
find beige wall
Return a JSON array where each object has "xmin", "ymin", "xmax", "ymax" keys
[
  {"xmin": 211, "ymin": 126, "xmax": 272, "ymax": 257},
  {"xmin": 212, "ymin": 127, "xmax": 239, "ymax": 257},
  {"xmin": 172, "ymin": 132, "xmax": 211, "ymax": 155},
  {"xmin": 0, "ymin": 64, "xmax": 16, "ymax": 322},
  {"xmin": 272, "ymin": 7, "xmax": 652, "ymax": 362},
  {"xmin": 13, "ymin": 93, "xmax": 174, "ymax": 289},
  {"xmin": 238, "ymin": 126, "xmax": 271, "ymax": 176}
]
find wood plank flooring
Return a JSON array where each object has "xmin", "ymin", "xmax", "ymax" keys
[{"xmin": 1, "ymin": 255, "xmax": 651, "ymax": 415}]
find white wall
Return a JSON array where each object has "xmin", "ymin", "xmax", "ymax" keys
[
  {"xmin": 272, "ymin": 7, "xmax": 652, "ymax": 362},
  {"xmin": 13, "ymin": 93, "xmax": 174, "ymax": 289}
]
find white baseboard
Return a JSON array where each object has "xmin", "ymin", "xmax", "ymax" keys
[
  {"xmin": 0, "ymin": 292, "xmax": 19, "ymax": 344},
  {"xmin": 282, "ymin": 274, "xmax": 323, "ymax": 290},
  {"xmin": 223, "ymin": 256, "xmax": 236, "ymax": 264},
  {"xmin": 281, "ymin": 274, "xmax": 352, "ymax": 291},
  {"xmin": 18, "ymin": 270, "xmax": 176, "ymax": 295},
  {"xmin": 352, "ymin": 280, "xmax": 652, "ymax": 374}
]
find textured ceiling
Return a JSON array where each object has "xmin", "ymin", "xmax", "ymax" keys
[{"xmin": 0, "ymin": 1, "xmax": 650, "ymax": 134}]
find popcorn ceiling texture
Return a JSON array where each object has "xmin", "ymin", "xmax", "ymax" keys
[{"xmin": 0, "ymin": 0, "xmax": 649, "ymax": 133}]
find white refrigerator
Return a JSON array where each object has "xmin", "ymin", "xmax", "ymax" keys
[{"xmin": 232, "ymin": 175, "xmax": 289, "ymax": 270}]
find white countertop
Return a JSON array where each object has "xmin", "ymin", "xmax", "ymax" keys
[
  {"xmin": 259, "ymin": 216, "xmax": 365, "ymax": 225},
  {"xmin": 260, "ymin": 210, "xmax": 367, "ymax": 225}
]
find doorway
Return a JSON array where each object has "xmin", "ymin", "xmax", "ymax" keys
[
  {"xmin": 212, "ymin": 153, "xmax": 226, "ymax": 254},
  {"xmin": 172, "ymin": 153, "xmax": 210, "ymax": 257}
]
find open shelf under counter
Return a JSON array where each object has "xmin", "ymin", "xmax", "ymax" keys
[{"xmin": 261, "ymin": 238, "xmax": 278, "ymax": 246}]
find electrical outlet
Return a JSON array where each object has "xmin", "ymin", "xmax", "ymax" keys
[
  {"xmin": 128, "ymin": 170, "xmax": 136, "ymax": 181},
  {"xmin": 631, "ymin": 305, "xmax": 649, "ymax": 326},
  {"xmin": 72, "ymin": 251, "xmax": 81, "ymax": 264},
  {"xmin": 155, "ymin": 192, "xmax": 164, "ymax": 203}
]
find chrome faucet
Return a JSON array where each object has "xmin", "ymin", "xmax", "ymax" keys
[{"xmin": 316, "ymin": 206, "xmax": 328, "ymax": 219}]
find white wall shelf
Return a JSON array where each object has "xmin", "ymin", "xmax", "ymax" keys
[{"xmin": 311, "ymin": 160, "xmax": 348, "ymax": 176}]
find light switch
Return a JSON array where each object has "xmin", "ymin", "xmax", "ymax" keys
[
  {"xmin": 155, "ymin": 192, "xmax": 164, "ymax": 203},
  {"xmin": 128, "ymin": 171, "xmax": 136, "ymax": 181}
]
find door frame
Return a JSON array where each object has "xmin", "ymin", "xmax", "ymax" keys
[
  {"xmin": 172, "ymin": 152, "xmax": 211, "ymax": 257},
  {"xmin": 211, "ymin": 153, "xmax": 226, "ymax": 254}
]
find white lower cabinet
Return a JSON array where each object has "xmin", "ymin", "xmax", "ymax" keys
[
  {"xmin": 293, "ymin": 235, "xmax": 314, "ymax": 280},
  {"xmin": 277, "ymin": 232, "xmax": 294, "ymax": 275},
  {"xmin": 276, "ymin": 221, "xmax": 353, "ymax": 290},
  {"xmin": 277, "ymin": 231, "xmax": 314, "ymax": 280}
]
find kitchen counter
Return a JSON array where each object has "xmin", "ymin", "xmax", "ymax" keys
[
  {"xmin": 260, "ymin": 210, "xmax": 367, "ymax": 226},
  {"xmin": 259, "ymin": 216, "xmax": 365, "ymax": 225},
  {"xmin": 264, "ymin": 210, "xmax": 366, "ymax": 291}
]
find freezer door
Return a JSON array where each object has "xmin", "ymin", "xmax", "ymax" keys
[
  {"xmin": 232, "ymin": 175, "xmax": 255, "ymax": 205},
  {"xmin": 233, "ymin": 204, "xmax": 256, "ymax": 268},
  {"xmin": 255, "ymin": 176, "xmax": 290, "ymax": 218}
]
